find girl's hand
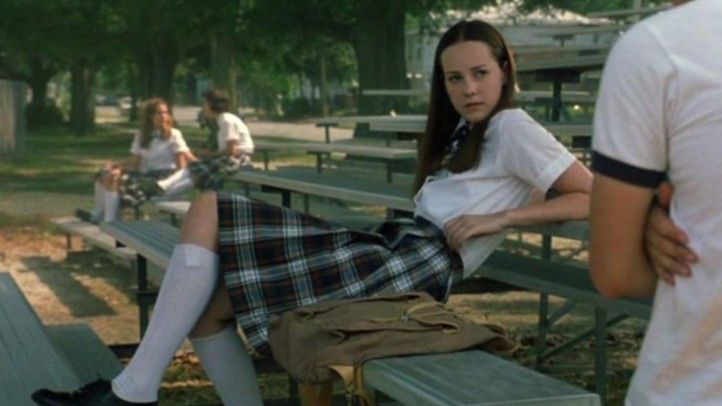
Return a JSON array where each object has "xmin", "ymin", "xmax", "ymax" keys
[
  {"xmin": 184, "ymin": 150, "xmax": 199, "ymax": 162},
  {"xmin": 443, "ymin": 213, "xmax": 508, "ymax": 252}
]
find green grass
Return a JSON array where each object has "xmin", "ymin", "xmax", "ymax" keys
[
  {"xmin": 0, "ymin": 123, "xmax": 321, "ymax": 228},
  {"xmin": 0, "ymin": 125, "xmax": 135, "ymax": 195},
  {"xmin": 0, "ymin": 124, "xmax": 318, "ymax": 197}
]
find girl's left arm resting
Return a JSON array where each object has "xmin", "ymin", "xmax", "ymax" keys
[
  {"xmin": 444, "ymin": 161, "xmax": 591, "ymax": 250},
  {"xmin": 505, "ymin": 160, "xmax": 592, "ymax": 227}
]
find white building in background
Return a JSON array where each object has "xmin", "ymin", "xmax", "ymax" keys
[{"xmin": 405, "ymin": 1, "xmax": 617, "ymax": 93}]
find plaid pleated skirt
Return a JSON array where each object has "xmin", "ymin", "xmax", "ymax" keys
[
  {"xmin": 216, "ymin": 192, "xmax": 463, "ymax": 354},
  {"xmin": 95, "ymin": 168, "xmax": 175, "ymax": 209}
]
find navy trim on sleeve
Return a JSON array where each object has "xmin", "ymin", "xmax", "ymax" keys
[{"xmin": 591, "ymin": 151, "xmax": 665, "ymax": 188}]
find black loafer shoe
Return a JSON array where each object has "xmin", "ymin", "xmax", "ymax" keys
[
  {"xmin": 137, "ymin": 178, "xmax": 164, "ymax": 197},
  {"xmin": 31, "ymin": 379, "xmax": 157, "ymax": 405},
  {"xmin": 75, "ymin": 209, "xmax": 93, "ymax": 223}
]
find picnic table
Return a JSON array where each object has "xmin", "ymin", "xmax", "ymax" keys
[
  {"xmin": 314, "ymin": 115, "xmax": 425, "ymax": 145},
  {"xmin": 586, "ymin": 3, "xmax": 670, "ymax": 20},
  {"xmin": 231, "ymin": 168, "xmax": 414, "ymax": 215},
  {"xmin": 368, "ymin": 115, "xmax": 591, "ymax": 153},
  {"xmin": 361, "ymin": 89, "xmax": 427, "ymax": 97},
  {"xmin": 514, "ymin": 44, "xmax": 610, "ymax": 57},
  {"xmin": 253, "ymin": 139, "xmax": 415, "ymax": 182},
  {"xmin": 0, "ymin": 273, "xmax": 123, "ymax": 403},
  {"xmin": 516, "ymin": 90, "xmax": 596, "ymax": 105},
  {"xmin": 517, "ymin": 54, "xmax": 608, "ymax": 122},
  {"xmin": 539, "ymin": 24, "xmax": 628, "ymax": 46}
]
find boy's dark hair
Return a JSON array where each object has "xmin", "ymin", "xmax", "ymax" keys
[{"xmin": 203, "ymin": 89, "xmax": 230, "ymax": 113}]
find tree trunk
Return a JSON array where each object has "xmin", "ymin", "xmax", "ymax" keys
[
  {"xmin": 26, "ymin": 60, "xmax": 57, "ymax": 129},
  {"xmin": 127, "ymin": 62, "xmax": 139, "ymax": 122},
  {"xmin": 27, "ymin": 78, "xmax": 47, "ymax": 113},
  {"xmin": 0, "ymin": 80, "xmax": 25, "ymax": 158},
  {"xmin": 351, "ymin": 0, "xmax": 408, "ymax": 121},
  {"xmin": 210, "ymin": 29, "xmax": 238, "ymax": 111},
  {"xmin": 319, "ymin": 52, "xmax": 329, "ymax": 116},
  {"xmin": 134, "ymin": 41, "xmax": 179, "ymax": 104},
  {"xmin": 151, "ymin": 42, "xmax": 178, "ymax": 103},
  {"xmin": 69, "ymin": 58, "xmax": 96, "ymax": 135},
  {"xmin": 135, "ymin": 49, "xmax": 153, "ymax": 101}
]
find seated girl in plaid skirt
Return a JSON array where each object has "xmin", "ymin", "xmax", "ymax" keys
[
  {"xmin": 87, "ymin": 98, "xmax": 191, "ymax": 223},
  {"xmin": 34, "ymin": 20, "xmax": 594, "ymax": 405}
]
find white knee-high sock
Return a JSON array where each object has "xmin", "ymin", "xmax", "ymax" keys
[
  {"xmin": 190, "ymin": 326, "xmax": 263, "ymax": 406},
  {"xmin": 103, "ymin": 191, "xmax": 121, "ymax": 222},
  {"xmin": 91, "ymin": 182, "xmax": 105, "ymax": 222},
  {"xmin": 157, "ymin": 168, "xmax": 191, "ymax": 191},
  {"xmin": 164, "ymin": 178, "xmax": 196, "ymax": 197},
  {"xmin": 112, "ymin": 244, "xmax": 219, "ymax": 403}
]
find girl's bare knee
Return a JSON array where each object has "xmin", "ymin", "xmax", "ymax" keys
[
  {"xmin": 189, "ymin": 317, "xmax": 234, "ymax": 338},
  {"xmin": 189, "ymin": 282, "xmax": 235, "ymax": 338},
  {"xmin": 181, "ymin": 191, "xmax": 218, "ymax": 250}
]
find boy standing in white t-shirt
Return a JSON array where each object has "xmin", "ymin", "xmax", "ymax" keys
[{"xmin": 590, "ymin": 0, "xmax": 722, "ymax": 404}]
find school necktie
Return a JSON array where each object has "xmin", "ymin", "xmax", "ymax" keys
[{"xmin": 449, "ymin": 123, "xmax": 470, "ymax": 155}]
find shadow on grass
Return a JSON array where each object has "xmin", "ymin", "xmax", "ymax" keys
[
  {"xmin": 19, "ymin": 249, "xmax": 136, "ymax": 318},
  {"xmin": 0, "ymin": 125, "xmax": 136, "ymax": 196}
]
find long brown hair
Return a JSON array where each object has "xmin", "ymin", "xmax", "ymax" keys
[
  {"xmin": 413, "ymin": 20, "xmax": 518, "ymax": 193},
  {"xmin": 138, "ymin": 98, "xmax": 173, "ymax": 148}
]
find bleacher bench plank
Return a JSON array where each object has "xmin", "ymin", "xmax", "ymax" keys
[
  {"xmin": 0, "ymin": 273, "xmax": 121, "ymax": 404},
  {"xmin": 254, "ymin": 140, "xmax": 415, "ymax": 182},
  {"xmin": 230, "ymin": 168, "xmax": 415, "ymax": 213},
  {"xmin": 100, "ymin": 220, "xmax": 179, "ymax": 285},
  {"xmin": 482, "ymin": 250, "xmax": 651, "ymax": 319},
  {"xmin": 46, "ymin": 324, "xmax": 123, "ymax": 384},
  {"xmin": 50, "ymin": 216, "xmax": 135, "ymax": 267},
  {"xmin": 364, "ymin": 351, "xmax": 600, "ymax": 405},
  {"xmin": 152, "ymin": 198, "xmax": 382, "ymax": 231},
  {"xmin": 0, "ymin": 273, "xmax": 80, "ymax": 403}
]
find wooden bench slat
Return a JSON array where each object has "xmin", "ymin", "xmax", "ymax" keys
[
  {"xmin": 0, "ymin": 273, "xmax": 81, "ymax": 403},
  {"xmin": 50, "ymin": 216, "xmax": 136, "ymax": 265},
  {"xmin": 101, "ymin": 220, "xmax": 178, "ymax": 272},
  {"xmin": 481, "ymin": 251, "xmax": 651, "ymax": 319},
  {"xmin": 46, "ymin": 324, "xmax": 123, "ymax": 384},
  {"xmin": 153, "ymin": 198, "xmax": 382, "ymax": 231},
  {"xmin": 230, "ymin": 169, "xmax": 415, "ymax": 212},
  {"xmin": 364, "ymin": 351, "xmax": 600, "ymax": 405},
  {"xmin": 254, "ymin": 140, "xmax": 416, "ymax": 160}
]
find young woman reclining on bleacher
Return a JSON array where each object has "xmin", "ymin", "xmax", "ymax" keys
[
  {"xmin": 86, "ymin": 98, "xmax": 192, "ymax": 223},
  {"xmin": 33, "ymin": 20, "xmax": 594, "ymax": 405}
]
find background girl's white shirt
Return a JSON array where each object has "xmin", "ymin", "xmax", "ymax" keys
[
  {"xmin": 414, "ymin": 108, "xmax": 575, "ymax": 276},
  {"xmin": 130, "ymin": 128, "xmax": 190, "ymax": 172},
  {"xmin": 216, "ymin": 112, "xmax": 254, "ymax": 155}
]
